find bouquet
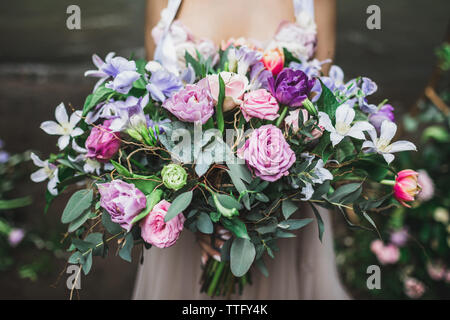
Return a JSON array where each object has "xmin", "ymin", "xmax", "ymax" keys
[{"xmin": 32, "ymin": 39, "xmax": 420, "ymax": 296}]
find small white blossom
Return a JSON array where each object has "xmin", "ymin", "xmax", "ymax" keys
[
  {"xmin": 30, "ymin": 153, "xmax": 59, "ymax": 196},
  {"xmin": 319, "ymin": 103, "xmax": 374, "ymax": 147},
  {"xmin": 40, "ymin": 103, "xmax": 83, "ymax": 150},
  {"xmin": 363, "ymin": 120, "xmax": 416, "ymax": 164}
]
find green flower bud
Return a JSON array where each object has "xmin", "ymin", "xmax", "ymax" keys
[
  {"xmin": 302, "ymin": 98, "xmax": 318, "ymax": 117},
  {"xmin": 161, "ymin": 164, "xmax": 188, "ymax": 191}
]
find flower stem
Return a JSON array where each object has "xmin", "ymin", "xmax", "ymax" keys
[
  {"xmin": 275, "ymin": 106, "xmax": 289, "ymax": 127},
  {"xmin": 207, "ymin": 260, "xmax": 226, "ymax": 296},
  {"xmin": 380, "ymin": 179, "xmax": 396, "ymax": 186}
]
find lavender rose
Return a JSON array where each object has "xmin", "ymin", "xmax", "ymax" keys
[
  {"xmin": 268, "ymin": 68, "xmax": 315, "ymax": 107},
  {"xmin": 162, "ymin": 83, "xmax": 214, "ymax": 124},
  {"xmin": 237, "ymin": 124, "xmax": 296, "ymax": 182},
  {"xmin": 85, "ymin": 119, "xmax": 121, "ymax": 163},
  {"xmin": 140, "ymin": 200, "xmax": 185, "ymax": 248},
  {"xmin": 98, "ymin": 180, "xmax": 146, "ymax": 232},
  {"xmin": 368, "ymin": 104, "xmax": 395, "ymax": 132}
]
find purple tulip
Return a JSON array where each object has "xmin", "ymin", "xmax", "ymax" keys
[
  {"xmin": 368, "ymin": 104, "xmax": 395, "ymax": 132},
  {"xmin": 85, "ymin": 120, "xmax": 121, "ymax": 163},
  {"xmin": 98, "ymin": 180, "xmax": 147, "ymax": 232},
  {"xmin": 268, "ymin": 68, "xmax": 316, "ymax": 107}
]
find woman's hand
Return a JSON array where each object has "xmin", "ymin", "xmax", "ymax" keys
[{"xmin": 196, "ymin": 226, "xmax": 231, "ymax": 265}]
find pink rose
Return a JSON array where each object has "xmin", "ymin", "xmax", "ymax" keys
[
  {"xmin": 370, "ymin": 239, "xmax": 400, "ymax": 265},
  {"xmin": 240, "ymin": 89, "xmax": 279, "ymax": 122},
  {"xmin": 237, "ymin": 124, "xmax": 296, "ymax": 182},
  {"xmin": 204, "ymin": 72, "xmax": 249, "ymax": 112},
  {"xmin": 85, "ymin": 119, "xmax": 121, "ymax": 163},
  {"xmin": 163, "ymin": 83, "xmax": 215, "ymax": 124},
  {"xmin": 285, "ymin": 109, "xmax": 323, "ymax": 140},
  {"xmin": 262, "ymin": 48, "xmax": 285, "ymax": 76},
  {"xmin": 140, "ymin": 200, "xmax": 185, "ymax": 248}
]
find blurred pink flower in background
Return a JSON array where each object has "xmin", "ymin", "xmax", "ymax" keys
[
  {"xmin": 390, "ymin": 228, "xmax": 409, "ymax": 247},
  {"xmin": 370, "ymin": 239, "xmax": 400, "ymax": 265},
  {"xmin": 427, "ymin": 262, "xmax": 446, "ymax": 281},
  {"xmin": 404, "ymin": 277, "xmax": 425, "ymax": 299},
  {"xmin": 417, "ymin": 169, "xmax": 434, "ymax": 201},
  {"xmin": 8, "ymin": 228, "xmax": 25, "ymax": 247}
]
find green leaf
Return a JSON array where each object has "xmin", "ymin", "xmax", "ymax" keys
[
  {"xmin": 278, "ymin": 218, "xmax": 313, "ymax": 231},
  {"xmin": 68, "ymin": 251, "xmax": 84, "ymax": 264},
  {"xmin": 227, "ymin": 169, "xmax": 250, "ymax": 210},
  {"xmin": 316, "ymin": 79, "xmax": 340, "ymax": 121},
  {"xmin": 128, "ymin": 176, "xmax": 160, "ymax": 195},
  {"xmin": 220, "ymin": 238, "xmax": 232, "ymax": 262},
  {"xmin": 68, "ymin": 210, "xmax": 92, "ymax": 233},
  {"xmin": 220, "ymin": 217, "xmax": 249, "ymax": 239},
  {"xmin": 110, "ymin": 160, "xmax": 133, "ymax": 178},
  {"xmin": 82, "ymin": 86, "xmax": 115, "ymax": 116},
  {"xmin": 185, "ymin": 51, "xmax": 203, "ymax": 78},
  {"xmin": 84, "ymin": 232, "xmax": 105, "ymax": 256},
  {"xmin": 210, "ymin": 211, "xmax": 221, "ymax": 223},
  {"xmin": 164, "ymin": 191, "xmax": 193, "ymax": 222},
  {"xmin": 309, "ymin": 202, "xmax": 325, "ymax": 242},
  {"xmin": 255, "ymin": 193, "xmax": 269, "ymax": 203},
  {"xmin": 0, "ymin": 196, "xmax": 32, "ymax": 210},
  {"xmin": 102, "ymin": 211, "xmax": 123, "ymax": 234},
  {"xmin": 227, "ymin": 162, "xmax": 252, "ymax": 184},
  {"xmin": 119, "ymin": 232, "xmax": 134, "ymax": 263},
  {"xmin": 197, "ymin": 212, "xmax": 213, "ymax": 234},
  {"xmin": 255, "ymin": 218, "xmax": 278, "ymax": 234},
  {"xmin": 281, "ymin": 199, "xmax": 298, "ymax": 219},
  {"xmin": 130, "ymin": 189, "xmax": 163, "ymax": 225},
  {"xmin": 328, "ymin": 183, "xmax": 362, "ymax": 203},
  {"xmin": 283, "ymin": 48, "xmax": 301, "ymax": 66},
  {"xmin": 61, "ymin": 189, "xmax": 93, "ymax": 224},
  {"xmin": 230, "ymin": 238, "xmax": 256, "ymax": 277},
  {"xmin": 215, "ymin": 74, "xmax": 225, "ymax": 134},
  {"xmin": 255, "ymin": 258, "xmax": 269, "ymax": 277},
  {"xmin": 82, "ymin": 251, "xmax": 93, "ymax": 275}
]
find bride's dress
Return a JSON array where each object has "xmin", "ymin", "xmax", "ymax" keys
[{"xmin": 133, "ymin": 0, "xmax": 350, "ymax": 300}]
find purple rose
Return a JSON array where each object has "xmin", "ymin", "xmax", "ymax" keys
[
  {"xmin": 237, "ymin": 124, "xmax": 296, "ymax": 182},
  {"xmin": 8, "ymin": 228, "xmax": 25, "ymax": 247},
  {"xmin": 98, "ymin": 180, "xmax": 146, "ymax": 232},
  {"xmin": 162, "ymin": 83, "xmax": 214, "ymax": 124},
  {"xmin": 85, "ymin": 119, "xmax": 121, "ymax": 163},
  {"xmin": 368, "ymin": 104, "xmax": 395, "ymax": 132},
  {"xmin": 268, "ymin": 68, "xmax": 315, "ymax": 107}
]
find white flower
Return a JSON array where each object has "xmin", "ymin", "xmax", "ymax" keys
[
  {"xmin": 69, "ymin": 140, "xmax": 111, "ymax": 175},
  {"xmin": 298, "ymin": 154, "xmax": 333, "ymax": 200},
  {"xmin": 319, "ymin": 104, "xmax": 374, "ymax": 147},
  {"xmin": 30, "ymin": 153, "xmax": 59, "ymax": 196},
  {"xmin": 362, "ymin": 120, "xmax": 416, "ymax": 164},
  {"xmin": 40, "ymin": 103, "xmax": 83, "ymax": 150}
]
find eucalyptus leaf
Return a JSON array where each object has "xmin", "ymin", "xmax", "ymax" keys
[
  {"xmin": 197, "ymin": 212, "xmax": 213, "ymax": 234},
  {"xmin": 164, "ymin": 191, "xmax": 193, "ymax": 222},
  {"xmin": 230, "ymin": 238, "xmax": 256, "ymax": 277},
  {"xmin": 118, "ymin": 232, "xmax": 134, "ymax": 263},
  {"xmin": 61, "ymin": 189, "xmax": 93, "ymax": 224},
  {"xmin": 281, "ymin": 199, "xmax": 298, "ymax": 220}
]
